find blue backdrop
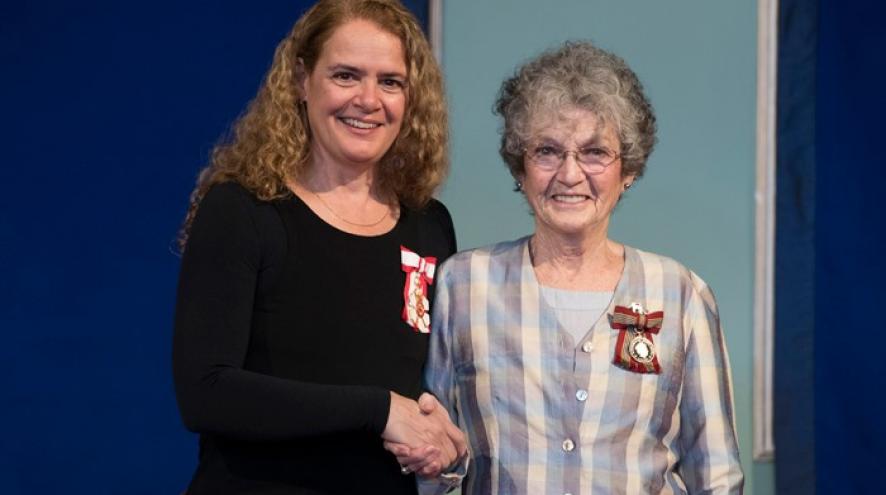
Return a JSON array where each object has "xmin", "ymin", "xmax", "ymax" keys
[
  {"xmin": 776, "ymin": 0, "xmax": 886, "ymax": 493},
  {"xmin": 1, "ymin": 1, "xmax": 427, "ymax": 493},
  {"xmin": 814, "ymin": 0, "xmax": 886, "ymax": 493}
]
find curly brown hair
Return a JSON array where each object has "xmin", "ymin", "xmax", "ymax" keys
[
  {"xmin": 179, "ymin": 0, "xmax": 448, "ymax": 250},
  {"xmin": 495, "ymin": 41, "xmax": 657, "ymax": 182}
]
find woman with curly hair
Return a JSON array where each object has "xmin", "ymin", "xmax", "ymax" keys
[
  {"xmin": 410, "ymin": 41, "xmax": 743, "ymax": 494},
  {"xmin": 172, "ymin": 1, "xmax": 465, "ymax": 493}
]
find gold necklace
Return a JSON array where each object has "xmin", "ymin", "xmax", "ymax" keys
[{"xmin": 309, "ymin": 188, "xmax": 391, "ymax": 228}]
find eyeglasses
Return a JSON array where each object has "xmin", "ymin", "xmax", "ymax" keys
[{"xmin": 524, "ymin": 143, "xmax": 621, "ymax": 174}]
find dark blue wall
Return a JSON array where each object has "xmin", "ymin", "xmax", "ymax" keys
[
  {"xmin": 773, "ymin": 0, "xmax": 817, "ymax": 492},
  {"xmin": 1, "ymin": 1, "xmax": 427, "ymax": 492},
  {"xmin": 815, "ymin": 0, "xmax": 886, "ymax": 493},
  {"xmin": 776, "ymin": 1, "xmax": 886, "ymax": 493}
]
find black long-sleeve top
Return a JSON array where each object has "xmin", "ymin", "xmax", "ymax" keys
[{"xmin": 173, "ymin": 182, "xmax": 457, "ymax": 494}]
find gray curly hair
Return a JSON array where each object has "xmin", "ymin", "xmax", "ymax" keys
[{"xmin": 494, "ymin": 41, "xmax": 657, "ymax": 180}]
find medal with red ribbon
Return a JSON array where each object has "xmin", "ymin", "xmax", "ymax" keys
[
  {"xmin": 610, "ymin": 302, "xmax": 664, "ymax": 374},
  {"xmin": 400, "ymin": 246, "xmax": 436, "ymax": 333}
]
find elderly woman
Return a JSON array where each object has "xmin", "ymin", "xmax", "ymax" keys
[
  {"xmin": 412, "ymin": 41, "xmax": 744, "ymax": 494},
  {"xmin": 172, "ymin": 1, "xmax": 465, "ymax": 493}
]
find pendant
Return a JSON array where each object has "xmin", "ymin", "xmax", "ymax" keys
[
  {"xmin": 405, "ymin": 272, "xmax": 431, "ymax": 333},
  {"xmin": 628, "ymin": 331, "xmax": 656, "ymax": 364}
]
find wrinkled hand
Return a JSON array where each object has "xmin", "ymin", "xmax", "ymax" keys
[{"xmin": 383, "ymin": 392, "xmax": 466, "ymax": 478}]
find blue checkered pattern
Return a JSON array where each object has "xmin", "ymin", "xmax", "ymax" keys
[{"xmin": 420, "ymin": 237, "xmax": 743, "ymax": 494}]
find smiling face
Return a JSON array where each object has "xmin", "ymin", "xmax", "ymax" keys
[
  {"xmin": 300, "ymin": 19, "xmax": 407, "ymax": 171},
  {"xmin": 520, "ymin": 107, "xmax": 633, "ymax": 240}
]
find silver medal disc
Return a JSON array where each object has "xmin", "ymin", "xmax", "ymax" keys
[{"xmin": 628, "ymin": 333, "xmax": 655, "ymax": 364}]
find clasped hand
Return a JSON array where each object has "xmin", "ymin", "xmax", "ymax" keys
[{"xmin": 382, "ymin": 392, "xmax": 466, "ymax": 478}]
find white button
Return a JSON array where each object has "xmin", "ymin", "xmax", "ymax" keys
[
  {"xmin": 562, "ymin": 439, "xmax": 575, "ymax": 452},
  {"xmin": 581, "ymin": 341, "xmax": 593, "ymax": 353},
  {"xmin": 575, "ymin": 389, "xmax": 588, "ymax": 402}
]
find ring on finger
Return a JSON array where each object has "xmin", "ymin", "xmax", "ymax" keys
[{"xmin": 400, "ymin": 465, "xmax": 411, "ymax": 475}]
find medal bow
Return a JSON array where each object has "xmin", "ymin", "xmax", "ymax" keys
[
  {"xmin": 610, "ymin": 306, "xmax": 664, "ymax": 334},
  {"xmin": 400, "ymin": 246, "xmax": 437, "ymax": 283},
  {"xmin": 400, "ymin": 246, "xmax": 437, "ymax": 333},
  {"xmin": 610, "ymin": 303, "xmax": 664, "ymax": 374}
]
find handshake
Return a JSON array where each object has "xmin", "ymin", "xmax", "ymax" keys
[{"xmin": 382, "ymin": 392, "xmax": 468, "ymax": 478}]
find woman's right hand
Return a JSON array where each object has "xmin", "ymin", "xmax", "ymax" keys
[{"xmin": 382, "ymin": 392, "xmax": 466, "ymax": 476}]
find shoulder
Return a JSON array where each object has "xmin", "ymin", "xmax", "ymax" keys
[
  {"xmin": 455, "ymin": 236, "xmax": 527, "ymax": 261},
  {"xmin": 187, "ymin": 181, "xmax": 285, "ymax": 253},
  {"xmin": 422, "ymin": 197, "xmax": 452, "ymax": 220},
  {"xmin": 406, "ymin": 198, "xmax": 457, "ymax": 254},
  {"xmin": 198, "ymin": 181, "xmax": 268, "ymax": 215},
  {"xmin": 629, "ymin": 246, "xmax": 694, "ymax": 280},
  {"xmin": 627, "ymin": 245, "xmax": 719, "ymax": 314},
  {"xmin": 410, "ymin": 198, "xmax": 453, "ymax": 231},
  {"xmin": 193, "ymin": 182, "xmax": 258, "ymax": 224},
  {"xmin": 438, "ymin": 236, "xmax": 528, "ymax": 281}
]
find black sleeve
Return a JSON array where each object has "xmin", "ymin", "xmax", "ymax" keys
[{"xmin": 172, "ymin": 183, "xmax": 390, "ymax": 441}]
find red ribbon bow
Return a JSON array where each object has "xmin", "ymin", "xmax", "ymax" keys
[
  {"xmin": 610, "ymin": 304, "xmax": 664, "ymax": 374},
  {"xmin": 610, "ymin": 306, "xmax": 664, "ymax": 333}
]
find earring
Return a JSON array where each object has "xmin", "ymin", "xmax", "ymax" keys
[
  {"xmin": 514, "ymin": 180, "xmax": 523, "ymax": 192},
  {"xmin": 624, "ymin": 182, "xmax": 632, "ymax": 190}
]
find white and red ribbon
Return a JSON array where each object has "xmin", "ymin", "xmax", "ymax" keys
[{"xmin": 400, "ymin": 246, "xmax": 437, "ymax": 333}]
